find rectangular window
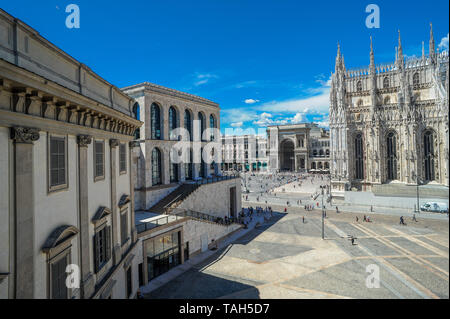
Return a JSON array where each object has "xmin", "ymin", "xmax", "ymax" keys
[
  {"xmin": 51, "ymin": 255, "xmax": 68, "ymax": 299},
  {"xmin": 94, "ymin": 140, "xmax": 105, "ymax": 180},
  {"xmin": 94, "ymin": 226, "xmax": 111, "ymax": 273},
  {"xmin": 121, "ymin": 209, "xmax": 128, "ymax": 245},
  {"xmin": 49, "ymin": 136, "xmax": 67, "ymax": 190},
  {"xmin": 119, "ymin": 143, "xmax": 127, "ymax": 174},
  {"xmin": 126, "ymin": 267, "xmax": 132, "ymax": 298}
]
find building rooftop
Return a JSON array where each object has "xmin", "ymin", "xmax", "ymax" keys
[{"xmin": 121, "ymin": 82, "xmax": 220, "ymax": 108}]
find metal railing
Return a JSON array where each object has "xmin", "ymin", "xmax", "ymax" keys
[
  {"xmin": 194, "ymin": 173, "xmax": 240, "ymax": 185},
  {"xmin": 136, "ymin": 214, "xmax": 185, "ymax": 233},
  {"xmin": 171, "ymin": 209, "xmax": 241, "ymax": 226}
]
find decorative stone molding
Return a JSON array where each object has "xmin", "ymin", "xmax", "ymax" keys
[
  {"xmin": 42, "ymin": 225, "xmax": 80, "ymax": 253},
  {"xmin": 77, "ymin": 134, "xmax": 92, "ymax": 147},
  {"xmin": 110, "ymin": 139, "xmax": 119, "ymax": 148},
  {"xmin": 118, "ymin": 194, "xmax": 130, "ymax": 208},
  {"xmin": 10, "ymin": 126, "xmax": 40, "ymax": 144},
  {"xmin": 0, "ymin": 273, "xmax": 9, "ymax": 284},
  {"xmin": 92, "ymin": 206, "xmax": 112, "ymax": 226},
  {"xmin": 129, "ymin": 140, "xmax": 140, "ymax": 148}
]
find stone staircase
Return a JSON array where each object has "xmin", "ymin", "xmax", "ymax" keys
[{"xmin": 148, "ymin": 183, "xmax": 200, "ymax": 214}]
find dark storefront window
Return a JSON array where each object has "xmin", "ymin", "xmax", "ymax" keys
[{"xmin": 146, "ymin": 231, "xmax": 182, "ymax": 282}]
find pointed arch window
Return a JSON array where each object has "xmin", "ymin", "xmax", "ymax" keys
[
  {"xmin": 355, "ymin": 133, "xmax": 364, "ymax": 180},
  {"xmin": 169, "ymin": 106, "xmax": 178, "ymax": 140},
  {"xmin": 423, "ymin": 130, "xmax": 435, "ymax": 181},
  {"xmin": 151, "ymin": 148, "xmax": 162, "ymax": 186},
  {"xmin": 356, "ymin": 81, "xmax": 362, "ymax": 92},
  {"xmin": 151, "ymin": 103, "xmax": 161, "ymax": 140},
  {"xmin": 383, "ymin": 77, "xmax": 390, "ymax": 88},
  {"xmin": 386, "ymin": 131, "xmax": 398, "ymax": 180},
  {"xmin": 384, "ymin": 96, "xmax": 391, "ymax": 104},
  {"xmin": 413, "ymin": 72, "xmax": 420, "ymax": 86}
]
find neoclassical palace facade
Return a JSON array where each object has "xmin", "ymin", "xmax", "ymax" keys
[
  {"xmin": 330, "ymin": 25, "xmax": 449, "ymax": 197},
  {"xmin": 0, "ymin": 10, "xmax": 142, "ymax": 298}
]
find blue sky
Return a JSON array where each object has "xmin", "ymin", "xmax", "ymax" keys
[{"xmin": 2, "ymin": 1, "xmax": 449, "ymax": 134}]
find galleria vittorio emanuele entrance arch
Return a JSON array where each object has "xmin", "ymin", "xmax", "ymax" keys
[{"xmin": 280, "ymin": 139, "xmax": 295, "ymax": 171}]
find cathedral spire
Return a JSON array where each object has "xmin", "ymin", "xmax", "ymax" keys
[
  {"xmin": 397, "ymin": 30, "xmax": 404, "ymax": 68},
  {"xmin": 335, "ymin": 42, "xmax": 343, "ymax": 72},
  {"xmin": 429, "ymin": 22, "xmax": 436, "ymax": 60},
  {"xmin": 422, "ymin": 41, "xmax": 425, "ymax": 60},
  {"xmin": 370, "ymin": 36, "xmax": 375, "ymax": 71}
]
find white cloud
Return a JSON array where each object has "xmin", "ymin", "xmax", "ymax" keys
[
  {"xmin": 244, "ymin": 99, "xmax": 260, "ymax": 104},
  {"xmin": 193, "ymin": 73, "xmax": 218, "ymax": 86},
  {"xmin": 438, "ymin": 33, "xmax": 449, "ymax": 50},
  {"xmin": 230, "ymin": 122, "xmax": 243, "ymax": 128},
  {"xmin": 291, "ymin": 112, "xmax": 304, "ymax": 124},
  {"xmin": 258, "ymin": 76, "xmax": 331, "ymax": 114}
]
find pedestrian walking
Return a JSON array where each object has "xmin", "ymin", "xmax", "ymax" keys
[
  {"xmin": 363, "ymin": 215, "xmax": 367, "ymax": 222},
  {"xmin": 356, "ymin": 216, "xmax": 359, "ymax": 222},
  {"xmin": 302, "ymin": 216, "xmax": 305, "ymax": 223},
  {"xmin": 412, "ymin": 214, "xmax": 417, "ymax": 222}
]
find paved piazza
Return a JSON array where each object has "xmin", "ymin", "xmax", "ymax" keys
[{"xmin": 147, "ymin": 203, "xmax": 449, "ymax": 299}]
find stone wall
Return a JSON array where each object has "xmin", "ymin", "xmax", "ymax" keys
[
  {"xmin": 183, "ymin": 218, "xmax": 242, "ymax": 256},
  {"xmin": 177, "ymin": 178, "xmax": 242, "ymax": 218}
]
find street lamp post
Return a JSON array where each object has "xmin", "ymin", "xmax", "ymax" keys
[
  {"xmin": 320, "ymin": 185, "xmax": 325, "ymax": 239},
  {"xmin": 416, "ymin": 175, "xmax": 422, "ymax": 214}
]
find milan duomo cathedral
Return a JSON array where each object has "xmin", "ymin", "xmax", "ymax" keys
[{"xmin": 329, "ymin": 24, "xmax": 449, "ymax": 198}]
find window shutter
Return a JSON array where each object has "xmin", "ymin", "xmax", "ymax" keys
[
  {"xmin": 93, "ymin": 233, "xmax": 99, "ymax": 273},
  {"xmin": 106, "ymin": 226, "xmax": 112, "ymax": 262}
]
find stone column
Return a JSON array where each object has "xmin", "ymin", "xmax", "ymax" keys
[
  {"xmin": 76, "ymin": 134, "xmax": 94, "ymax": 299},
  {"xmin": 109, "ymin": 139, "xmax": 121, "ymax": 265},
  {"xmin": 11, "ymin": 126, "xmax": 39, "ymax": 299}
]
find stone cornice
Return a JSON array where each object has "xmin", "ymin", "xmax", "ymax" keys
[
  {"xmin": 10, "ymin": 126, "xmax": 40, "ymax": 144},
  {"xmin": 122, "ymin": 82, "xmax": 219, "ymax": 108},
  {"xmin": 0, "ymin": 59, "xmax": 142, "ymax": 134}
]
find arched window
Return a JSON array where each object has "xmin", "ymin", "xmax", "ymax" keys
[
  {"xmin": 151, "ymin": 103, "xmax": 161, "ymax": 140},
  {"xmin": 357, "ymin": 99, "xmax": 363, "ymax": 107},
  {"xmin": 311, "ymin": 162, "xmax": 316, "ymax": 170},
  {"xmin": 423, "ymin": 130, "xmax": 435, "ymax": 181},
  {"xmin": 325, "ymin": 162, "xmax": 329, "ymax": 169},
  {"xmin": 184, "ymin": 109, "xmax": 192, "ymax": 141},
  {"xmin": 384, "ymin": 96, "xmax": 391, "ymax": 104},
  {"xmin": 319, "ymin": 149, "xmax": 324, "ymax": 156},
  {"xmin": 413, "ymin": 72, "xmax": 420, "ymax": 86},
  {"xmin": 383, "ymin": 77, "xmax": 390, "ymax": 88},
  {"xmin": 151, "ymin": 148, "xmax": 162, "ymax": 186},
  {"xmin": 386, "ymin": 132, "xmax": 397, "ymax": 180},
  {"xmin": 200, "ymin": 147, "xmax": 206, "ymax": 178},
  {"xmin": 355, "ymin": 133, "xmax": 364, "ymax": 179},
  {"xmin": 313, "ymin": 150, "xmax": 318, "ymax": 156},
  {"xmin": 170, "ymin": 158, "xmax": 179, "ymax": 183},
  {"xmin": 184, "ymin": 148, "xmax": 193, "ymax": 180},
  {"xmin": 326, "ymin": 149, "xmax": 330, "ymax": 156},
  {"xmin": 356, "ymin": 81, "xmax": 362, "ymax": 92},
  {"xmin": 169, "ymin": 106, "xmax": 177, "ymax": 140},
  {"xmin": 209, "ymin": 114, "xmax": 216, "ymax": 141},
  {"xmin": 198, "ymin": 112, "xmax": 205, "ymax": 141}
]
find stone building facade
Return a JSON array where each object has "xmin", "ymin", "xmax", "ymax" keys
[
  {"xmin": 0, "ymin": 9, "xmax": 142, "ymax": 299},
  {"xmin": 121, "ymin": 83, "xmax": 221, "ymax": 211},
  {"xmin": 221, "ymin": 135, "xmax": 269, "ymax": 172},
  {"xmin": 330, "ymin": 26, "xmax": 449, "ymax": 198},
  {"xmin": 267, "ymin": 123, "xmax": 330, "ymax": 173}
]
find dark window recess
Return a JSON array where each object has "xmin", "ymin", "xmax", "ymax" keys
[
  {"xmin": 119, "ymin": 144, "xmax": 126, "ymax": 173},
  {"xmin": 126, "ymin": 267, "xmax": 132, "ymax": 298},
  {"xmin": 51, "ymin": 256, "xmax": 68, "ymax": 299},
  {"xmin": 138, "ymin": 263, "xmax": 144, "ymax": 286},
  {"xmin": 50, "ymin": 137, "xmax": 66, "ymax": 187},
  {"xmin": 94, "ymin": 226, "xmax": 111, "ymax": 273},
  {"xmin": 121, "ymin": 211, "xmax": 128, "ymax": 245},
  {"xmin": 95, "ymin": 141, "xmax": 104, "ymax": 178}
]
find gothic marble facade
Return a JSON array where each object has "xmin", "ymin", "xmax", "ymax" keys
[{"xmin": 330, "ymin": 25, "xmax": 449, "ymax": 197}]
